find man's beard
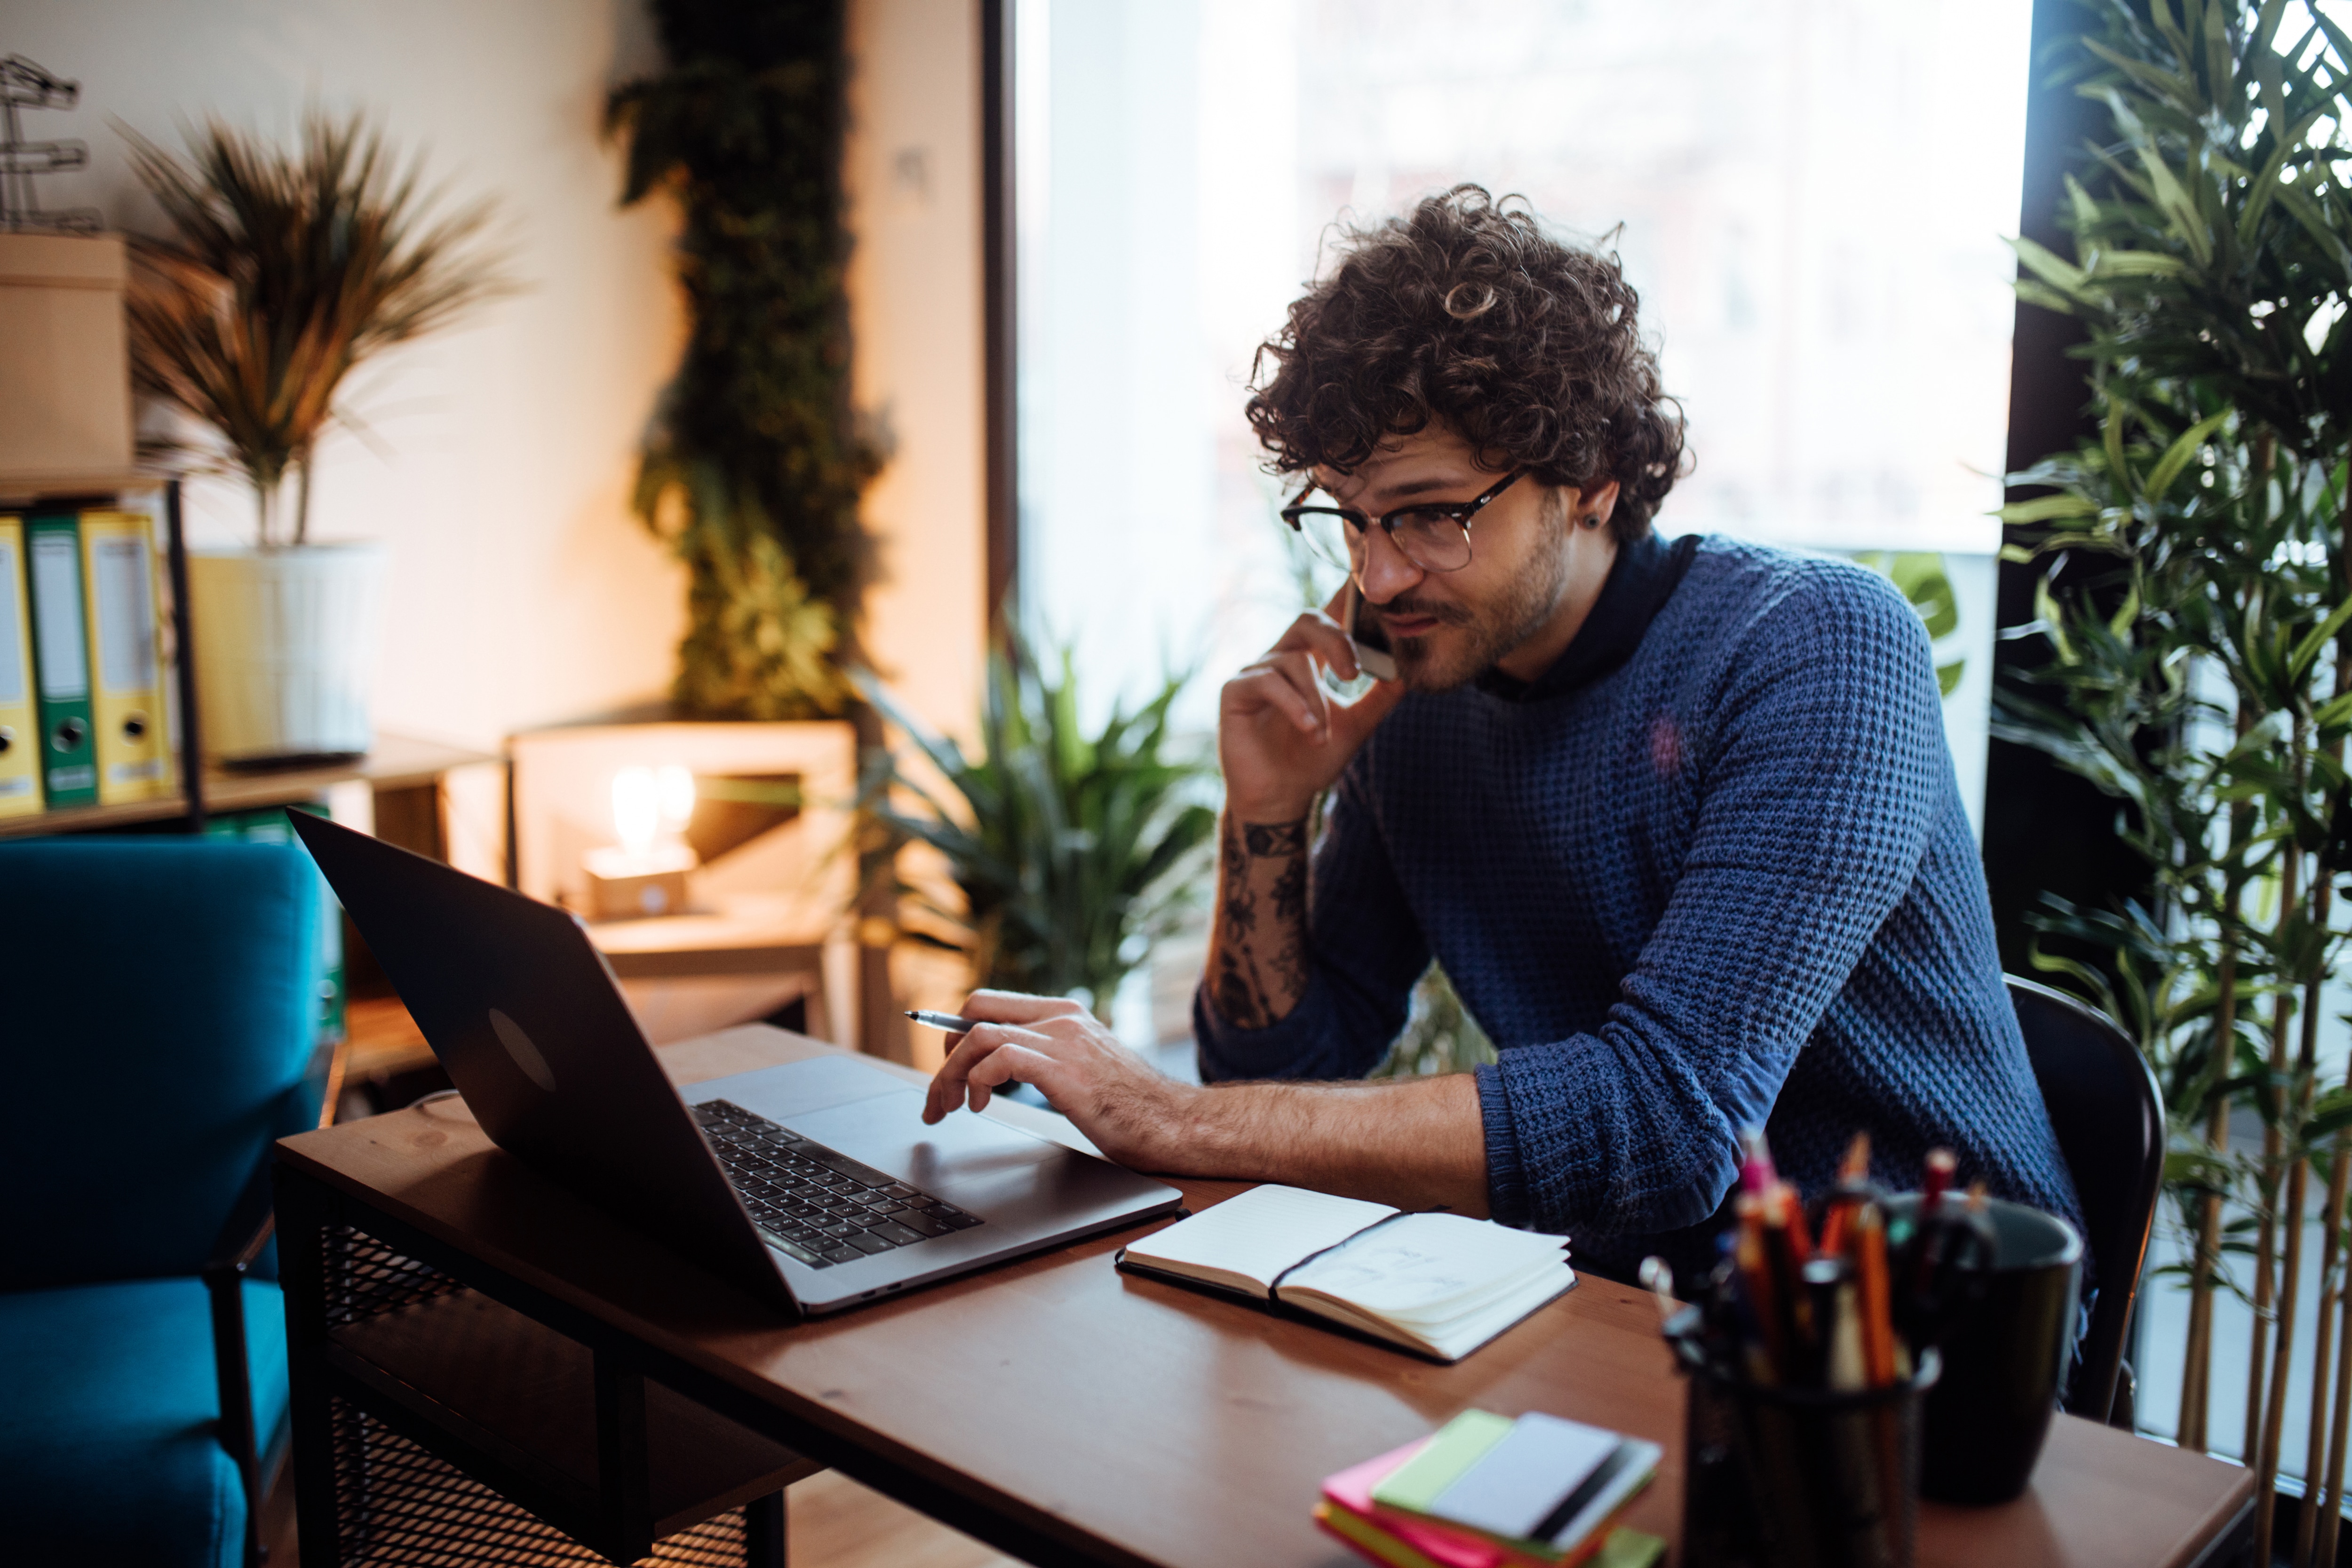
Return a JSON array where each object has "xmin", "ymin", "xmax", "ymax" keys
[{"xmin": 1381, "ymin": 530, "xmax": 1573, "ymax": 692}]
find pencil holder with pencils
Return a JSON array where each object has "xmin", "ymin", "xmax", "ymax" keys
[
  {"xmin": 1650, "ymin": 1132, "xmax": 2002, "ymax": 1568},
  {"xmin": 1677, "ymin": 1348, "xmax": 1940, "ymax": 1568}
]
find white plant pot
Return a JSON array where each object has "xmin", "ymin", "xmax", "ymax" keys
[{"xmin": 188, "ymin": 544, "xmax": 387, "ymax": 763}]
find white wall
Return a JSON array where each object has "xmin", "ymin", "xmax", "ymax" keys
[
  {"xmin": 844, "ymin": 0, "xmax": 988, "ymax": 746},
  {"xmin": 22, "ymin": 0, "xmax": 988, "ymax": 755},
  {"xmin": 12, "ymin": 0, "xmax": 687, "ymax": 754}
]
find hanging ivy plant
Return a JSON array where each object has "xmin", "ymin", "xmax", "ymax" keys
[{"xmin": 608, "ymin": 0, "xmax": 882, "ymax": 719}]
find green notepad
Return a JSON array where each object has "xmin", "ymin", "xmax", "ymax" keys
[{"xmin": 1369, "ymin": 1410, "xmax": 1517, "ymax": 1513}]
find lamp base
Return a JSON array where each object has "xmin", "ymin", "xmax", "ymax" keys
[{"xmin": 583, "ymin": 844, "xmax": 695, "ymax": 921}]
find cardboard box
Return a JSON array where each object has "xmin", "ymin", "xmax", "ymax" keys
[{"xmin": 0, "ymin": 232, "xmax": 133, "ymax": 484}]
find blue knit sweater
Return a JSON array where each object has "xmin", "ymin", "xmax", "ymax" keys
[{"xmin": 1193, "ymin": 533, "xmax": 2082, "ymax": 1283}]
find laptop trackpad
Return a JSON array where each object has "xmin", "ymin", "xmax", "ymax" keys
[
  {"xmin": 691, "ymin": 1055, "xmax": 912, "ymax": 1120},
  {"xmin": 790, "ymin": 1091, "xmax": 1061, "ymax": 1191}
]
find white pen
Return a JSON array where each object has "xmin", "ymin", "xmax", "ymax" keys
[{"xmin": 905, "ymin": 1009, "xmax": 982, "ymax": 1033}]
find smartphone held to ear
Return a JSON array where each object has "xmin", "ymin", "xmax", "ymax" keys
[{"xmin": 1343, "ymin": 581, "xmax": 1398, "ymax": 682}]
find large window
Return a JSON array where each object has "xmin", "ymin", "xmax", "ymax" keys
[{"xmin": 1017, "ymin": 0, "xmax": 2031, "ymax": 829}]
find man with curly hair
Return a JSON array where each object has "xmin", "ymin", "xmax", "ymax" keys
[{"xmin": 923, "ymin": 186, "xmax": 2080, "ymax": 1283}]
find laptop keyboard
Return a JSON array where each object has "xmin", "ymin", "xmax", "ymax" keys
[{"xmin": 692, "ymin": 1098, "xmax": 984, "ymax": 1269}]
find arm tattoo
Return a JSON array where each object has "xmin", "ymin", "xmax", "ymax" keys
[
  {"xmin": 1243, "ymin": 820, "xmax": 1307, "ymax": 857},
  {"xmin": 1210, "ymin": 814, "xmax": 1312, "ymax": 1030}
]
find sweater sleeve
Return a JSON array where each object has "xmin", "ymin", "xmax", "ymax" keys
[
  {"xmin": 1193, "ymin": 762, "xmax": 1430, "ymax": 1083},
  {"xmin": 1483, "ymin": 564, "xmax": 1948, "ymax": 1238}
]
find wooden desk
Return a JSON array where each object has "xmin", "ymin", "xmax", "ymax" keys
[{"xmin": 274, "ymin": 1026, "xmax": 2254, "ymax": 1568}]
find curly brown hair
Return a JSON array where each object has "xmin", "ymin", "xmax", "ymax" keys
[{"xmin": 1245, "ymin": 185, "xmax": 1686, "ymax": 544}]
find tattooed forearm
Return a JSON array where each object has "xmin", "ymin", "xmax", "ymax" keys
[
  {"xmin": 1242, "ymin": 820, "xmax": 1306, "ymax": 857},
  {"xmin": 1206, "ymin": 812, "xmax": 1312, "ymax": 1030}
]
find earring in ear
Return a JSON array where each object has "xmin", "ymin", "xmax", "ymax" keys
[{"xmin": 1581, "ymin": 512, "xmax": 1602, "ymax": 529}]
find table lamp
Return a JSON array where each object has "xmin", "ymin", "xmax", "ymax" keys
[{"xmin": 583, "ymin": 764, "xmax": 698, "ymax": 919}]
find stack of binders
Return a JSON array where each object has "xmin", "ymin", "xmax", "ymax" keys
[
  {"xmin": 0, "ymin": 504, "xmax": 175, "ymax": 819},
  {"xmin": 1317, "ymin": 1411, "xmax": 1665, "ymax": 1568}
]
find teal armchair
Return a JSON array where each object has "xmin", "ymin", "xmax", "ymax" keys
[{"xmin": 0, "ymin": 839, "xmax": 325, "ymax": 1568}]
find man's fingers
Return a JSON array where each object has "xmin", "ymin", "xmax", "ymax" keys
[
  {"xmin": 923, "ymin": 1021, "xmax": 1052, "ymax": 1123},
  {"xmin": 1273, "ymin": 607, "xmax": 1360, "ymax": 673},
  {"xmin": 959, "ymin": 989, "xmax": 1086, "ymax": 1024},
  {"xmin": 965, "ymin": 1041, "xmax": 1061, "ymax": 1114},
  {"xmin": 1231, "ymin": 651, "xmax": 1338, "ymax": 738},
  {"xmin": 924, "ymin": 1026, "xmax": 999, "ymax": 1122},
  {"xmin": 1224, "ymin": 667, "xmax": 1322, "ymax": 737}
]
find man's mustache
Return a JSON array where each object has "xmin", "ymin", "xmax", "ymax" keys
[{"xmin": 1372, "ymin": 596, "xmax": 1472, "ymax": 628}]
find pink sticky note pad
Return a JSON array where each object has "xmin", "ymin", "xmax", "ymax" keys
[{"xmin": 1321, "ymin": 1440, "xmax": 1542, "ymax": 1568}]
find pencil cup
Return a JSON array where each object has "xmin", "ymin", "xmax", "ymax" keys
[{"xmin": 1679, "ymin": 1350, "xmax": 1939, "ymax": 1568}]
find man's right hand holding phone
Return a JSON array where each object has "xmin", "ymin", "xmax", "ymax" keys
[
  {"xmin": 1217, "ymin": 584, "xmax": 1405, "ymax": 824},
  {"xmin": 1207, "ymin": 586, "xmax": 1403, "ymax": 1031}
]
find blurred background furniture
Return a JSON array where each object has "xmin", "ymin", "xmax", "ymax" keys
[
  {"xmin": 2009, "ymin": 973, "xmax": 2166, "ymax": 1429},
  {"xmin": 0, "ymin": 838, "xmax": 327, "ymax": 1568},
  {"xmin": 509, "ymin": 721, "xmax": 861, "ymax": 1050}
]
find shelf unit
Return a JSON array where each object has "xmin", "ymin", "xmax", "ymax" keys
[
  {"xmin": 2, "ymin": 473, "xmax": 500, "ymax": 842},
  {"xmin": 3, "ymin": 471, "xmax": 205, "ymax": 836}
]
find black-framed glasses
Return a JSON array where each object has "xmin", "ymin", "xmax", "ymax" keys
[{"xmin": 1279, "ymin": 470, "xmax": 1526, "ymax": 574}]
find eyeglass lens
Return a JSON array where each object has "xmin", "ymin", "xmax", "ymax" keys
[{"xmin": 1291, "ymin": 508, "xmax": 1474, "ymax": 574}]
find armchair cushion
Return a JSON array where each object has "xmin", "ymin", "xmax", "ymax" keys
[
  {"xmin": 0, "ymin": 1275, "xmax": 289, "ymax": 1568},
  {"xmin": 0, "ymin": 840, "xmax": 322, "ymax": 1290}
]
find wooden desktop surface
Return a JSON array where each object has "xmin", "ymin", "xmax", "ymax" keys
[{"xmin": 276, "ymin": 1026, "xmax": 2252, "ymax": 1568}]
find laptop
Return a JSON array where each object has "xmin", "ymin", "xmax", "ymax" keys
[{"xmin": 287, "ymin": 811, "xmax": 1184, "ymax": 1316}]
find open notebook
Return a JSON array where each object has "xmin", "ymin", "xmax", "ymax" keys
[{"xmin": 1116, "ymin": 1185, "xmax": 1574, "ymax": 1362}]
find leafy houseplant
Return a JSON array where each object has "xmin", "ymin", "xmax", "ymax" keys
[
  {"xmin": 123, "ymin": 114, "xmax": 509, "ymax": 548},
  {"xmin": 857, "ymin": 641, "xmax": 1218, "ymax": 1027},
  {"xmin": 1995, "ymin": 2, "xmax": 2352, "ymax": 1558},
  {"xmin": 607, "ymin": 0, "xmax": 881, "ymax": 721},
  {"xmin": 122, "ymin": 112, "xmax": 509, "ymax": 760}
]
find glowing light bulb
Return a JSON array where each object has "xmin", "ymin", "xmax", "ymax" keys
[
  {"xmin": 612, "ymin": 767, "xmax": 659, "ymax": 858},
  {"xmin": 656, "ymin": 764, "xmax": 696, "ymax": 832}
]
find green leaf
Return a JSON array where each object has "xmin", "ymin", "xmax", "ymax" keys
[
  {"xmin": 1999, "ymin": 493, "xmax": 2104, "ymax": 524},
  {"xmin": 2290, "ymin": 597, "xmax": 2352, "ymax": 683},
  {"xmin": 2143, "ymin": 410, "xmax": 2233, "ymax": 505},
  {"xmin": 2088, "ymin": 249, "xmax": 2190, "ymax": 279},
  {"xmin": 2109, "ymin": 582, "xmax": 2143, "ymax": 639},
  {"xmin": 2009, "ymin": 234, "xmax": 2088, "ymax": 293}
]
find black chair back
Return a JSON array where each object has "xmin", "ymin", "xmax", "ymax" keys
[{"xmin": 2006, "ymin": 974, "xmax": 2165, "ymax": 1425}]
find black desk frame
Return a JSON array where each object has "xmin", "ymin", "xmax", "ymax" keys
[{"xmin": 276, "ymin": 1162, "xmax": 1115, "ymax": 1568}]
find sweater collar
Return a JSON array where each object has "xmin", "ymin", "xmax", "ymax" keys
[{"xmin": 1474, "ymin": 530, "xmax": 1700, "ymax": 702}]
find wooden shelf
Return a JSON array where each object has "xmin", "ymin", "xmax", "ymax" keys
[
  {"xmin": 204, "ymin": 731, "xmax": 497, "ymax": 812},
  {"xmin": 0, "ymin": 470, "xmax": 172, "ymax": 505},
  {"xmin": 0, "ymin": 730, "xmax": 499, "ymax": 840}
]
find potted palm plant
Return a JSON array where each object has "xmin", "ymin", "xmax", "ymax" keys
[
  {"xmin": 123, "ymin": 112, "xmax": 510, "ymax": 762},
  {"xmin": 856, "ymin": 638, "xmax": 1219, "ymax": 1039}
]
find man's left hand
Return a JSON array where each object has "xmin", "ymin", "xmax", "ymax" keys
[{"xmin": 922, "ymin": 990, "xmax": 1197, "ymax": 1170}]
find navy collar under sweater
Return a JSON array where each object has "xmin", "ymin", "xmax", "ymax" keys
[
  {"xmin": 1192, "ymin": 533, "xmax": 2085, "ymax": 1287},
  {"xmin": 1473, "ymin": 529, "xmax": 1702, "ymax": 703}
]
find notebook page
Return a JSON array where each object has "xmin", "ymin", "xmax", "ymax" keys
[
  {"xmin": 1283, "ymin": 1212, "xmax": 1569, "ymax": 1321},
  {"xmin": 1125, "ymin": 1184, "xmax": 1398, "ymax": 1293}
]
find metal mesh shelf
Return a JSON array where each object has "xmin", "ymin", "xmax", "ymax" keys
[{"xmin": 331, "ymin": 1399, "xmax": 755, "ymax": 1567}]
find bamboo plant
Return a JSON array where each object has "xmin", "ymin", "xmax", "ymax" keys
[
  {"xmin": 1996, "ymin": 2, "xmax": 2352, "ymax": 1560},
  {"xmin": 122, "ymin": 112, "xmax": 510, "ymax": 547}
]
